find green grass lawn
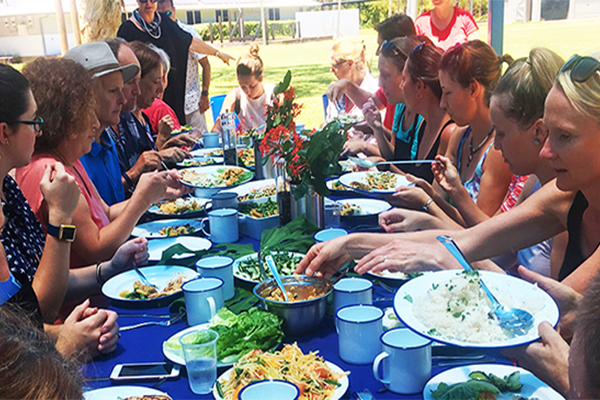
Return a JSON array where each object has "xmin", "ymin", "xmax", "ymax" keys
[{"xmin": 207, "ymin": 18, "xmax": 600, "ymax": 130}]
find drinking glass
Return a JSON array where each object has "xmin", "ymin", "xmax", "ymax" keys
[{"xmin": 179, "ymin": 329, "xmax": 219, "ymax": 395}]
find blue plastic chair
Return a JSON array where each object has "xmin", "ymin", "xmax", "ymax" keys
[
  {"xmin": 322, "ymin": 94, "xmax": 329, "ymax": 120},
  {"xmin": 209, "ymin": 94, "xmax": 227, "ymax": 123}
]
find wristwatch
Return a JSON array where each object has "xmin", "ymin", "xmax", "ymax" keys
[
  {"xmin": 201, "ymin": 90, "xmax": 209, "ymax": 97},
  {"xmin": 47, "ymin": 223, "xmax": 77, "ymax": 242}
]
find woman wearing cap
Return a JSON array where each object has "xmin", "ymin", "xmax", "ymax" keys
[
  {"xmin": 117, "ymin": 0, "xmax": 234, "ymax": 126},
  {"xmin": 296, "ymin": 52, "xmax": 600, "ymax": 295}
]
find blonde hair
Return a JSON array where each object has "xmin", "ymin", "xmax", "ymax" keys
[
  {"xmin": 331, "ymin": 38, "xmax": 369, "ymax": 73},
  {"xmin": 556, "ymin": 54, "xmax": 600, "ymax": 126},
  {"xmin": 236, "ymin": 43, "xmax": 263, "ymax": 79}
]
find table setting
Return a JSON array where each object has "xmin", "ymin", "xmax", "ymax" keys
[{"xmin": 83, "ymin": 72, "xmax": 564, "ymax": 400}]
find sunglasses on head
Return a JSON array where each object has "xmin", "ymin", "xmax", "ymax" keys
[
  {"xmin": 380, "ymin": 40, "xmax": 408, "ymax": 59},
  {"xmin": 410, "ymin": 42, "xmax": 429, "ymax": 57},
  {"xmin": 560, "ymin": 55, "xmax": 600, "ymax": 83}
]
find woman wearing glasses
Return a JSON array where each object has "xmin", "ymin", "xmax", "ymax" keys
[
  {"xmin": 117, "ymin": 0, "xmax": 233, "ymax": 126},
  {"xmin": 0, "ymin": 63, "xmax": 149, "ymax": 359},
  {"xmin": 297, "ymin": 52, "xmax": 600, "ymax": 295}
]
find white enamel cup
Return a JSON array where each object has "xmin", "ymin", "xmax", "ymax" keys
[
  {"xmin": 196, "ymin": 256, "xmax": 235, "ymax": 300},
  {"xmin": 181, "ymin": 277, "xmax": 224, "ymax": 326},
  {"xmin": 333, "ymin": 277, "xmax": 373, "ymax": 314},
  {"xmin": 336, "ymin": 305, "xmax": 383, "ymax": 364}
]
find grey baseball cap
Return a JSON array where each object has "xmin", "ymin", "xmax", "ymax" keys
[{"xmin": 64, "ymin": 42, "xmax": 139, "ymax": 84}]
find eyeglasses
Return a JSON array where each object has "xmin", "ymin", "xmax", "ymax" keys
[
  {"xmin": 15, "ymin": 116, "xmax": 44, "ymax": 133},
  {"xmin": 331, "ymin": 59, "xmax": 347, "ymax": 70},
  {"xmin": 139, "ymin": 0, "xmax": 158, "ymax": 3},
  {"xmin": 560, "ymin": 55, "xmax": 600, "ymax": 83},
  {"xmin": 380, "ymin": 40, "xmax": 408, "ymax": 59}
]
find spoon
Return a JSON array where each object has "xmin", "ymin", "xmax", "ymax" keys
[
  {"xmin": 436, "ymin": 235, "xmax": 534, "ymax": 332},
  {"xmin": 265, "ymin": 255, "xmax": 290, "ymax": 302},
  {"xmin": 349, "ymin": 156, "xmax": 437, "ymax": 169}
]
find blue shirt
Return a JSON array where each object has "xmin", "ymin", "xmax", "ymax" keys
[
  {"xmin": 108, "ymin": 113, "xmax": 158, "ymax": 175},
  {"xmin": 80, "ymin": 130, "xmax": 125, "ymax": 206}
]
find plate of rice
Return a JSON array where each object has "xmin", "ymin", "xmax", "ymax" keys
[{"xmin": 393, "ymin": 270, "xmax": 559, "ymax": 348}]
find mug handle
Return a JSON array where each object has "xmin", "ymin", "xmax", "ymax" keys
[
  {"xmin": 200, "ymin": 217, "xmax": 211, "ymax": 237},
  {"xmin": 372, "ymin": 351, "xmax": 390, "ymax": 385},
  {"xmin": 207, "ymin": 296, "xmax": 217, "ymax": 319},
  {"xmin": 204, "ymin": 201, "xmax": 212, "ymax": 211},
  {"xmin": 238, "ymin": 214, "xmax": 246, "ymax": 225}
]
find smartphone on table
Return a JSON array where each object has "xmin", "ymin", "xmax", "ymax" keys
[{"xmin": 110, "ymin": 362, "xmax": 180, "ymax": 382}]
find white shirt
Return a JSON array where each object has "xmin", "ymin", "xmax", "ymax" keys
[{"xmin": 176, "ymin": 19, "xmax": 207, "ymax": 115}]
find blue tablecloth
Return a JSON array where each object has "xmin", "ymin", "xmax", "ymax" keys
[{"xmin": 83, "ymin": 233, "xmax": 510, "ymax": 400}]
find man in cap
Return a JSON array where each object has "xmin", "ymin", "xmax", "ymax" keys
[{"xmin": 67, "ymin": 41, "xmax": 139, "ymax": 205}]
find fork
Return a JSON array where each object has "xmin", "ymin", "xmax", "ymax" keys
[
  {"xmin": 134, "ymin": 268, "xmax": 158, "ymax": 290},
  {"xmin": 119, "ymin": 313, "xmax": 184, "ymax": 332}
]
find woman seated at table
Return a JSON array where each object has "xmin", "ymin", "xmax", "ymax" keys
[
  {"xmin": 388, "ymin": 40, "xmax": 514, "ymax": 226},
  {"xmin": 0, "ymin": 63, "xmax": 148, "ymax": 357},
  {"xmin": 362, "ymin": 38, "xmax": 454, "ymax": 183},
  {"xmin": 16, "ymin": 57, "xmax": 186, "ymax": 272},
  {"xmin": 297, "ymin": 51, "xmax": 600, "ymax": 295},
  {"xmin": 379, "ymin": 48, "xmax": 566, "ymax": 277},
  {"xmin": 211, "ymin": 44, "xmax": 275, "ymax": 133}
]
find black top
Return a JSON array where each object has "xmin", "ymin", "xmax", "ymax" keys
[
  {"xmin": 117, "ymin": 13, "xmax": 193, "ymax": 125},
  {"xmin": 394, "ymin": 119, "xmax": 452, "ymax": 183},
  {"xmin": 107, "ymin": 112, "xmax": 157, "ymax": 175},
  {"xmin": 5, "ymin": 270, "xmax": 44, "ymax": 330},
  {"xmin": 559, "ymin": 191, "xmax": 597, "ymax": 280}
]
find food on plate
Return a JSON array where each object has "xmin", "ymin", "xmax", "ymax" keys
[
  {"xmin": 351, "ymin": 171, "xmax": 397, "ymax": 191},
  {"xmin": 120, "ymin": 395, "xmax": 172, "ymax": 400},
  {"xmin": 372, "ymin": 270, "xmax": 423, "ymax": 280},
  {"xmin": 238, "ymin": 198, "xmax": 278, "ymax": 218},
  {"xmin": 340, "ymin": 202, "xmax": 364, "ymax": 216},
  {"xmin": 156, "ymin": 198, "xmax": 204, "ymax": 215},
  {"xmin": 431, "ymin": 370, "xmax": 523, "ymax": 400},
  {"xmin": 118, "ymin": 273, "xmax": 190, "ymax": 300},
  {"xmin": 263, "ymin": 284, "xmax": 322, "ymax": 302},
  {"xmin": 165, "ymin": 308, "xmax": 284, "ymax": 364},
  {"xmin": 209, "ymin": 149, "xmax": 223, "ymax": 157},
  {"xmin": 158, "ymin": 223, "xmax": 196, "ymax": 237},
  {"xmin": 236, "ymin": 252, "xmax": 302, "ymax": 282},
  {"xmin": 180, "ymin": 167, "xmax": 251, "ymax": 188},
  {"xmin": 215, "ymin": 343, "xmax": 347, "ymax": 400},
  {"xmin": 237, "ymin": 184, "xmax": 276, "ymax": 202},
  {"xmin": 413, "ymin": 271, "xmax": 535, "ymax": 343},
  {"xmin": 237, "ymin": 148, "xmax": 255, "ymax": 168},
  {"xmin": 331, "ymin": 180, "xmax": 350, "ymax": 191},
  {"xmin": 179, "ymin": 158, "xmax": 217, "ymax": 167}
]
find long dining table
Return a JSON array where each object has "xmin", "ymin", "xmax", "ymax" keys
[{"xmin": 82, "ymin": 226, "xmax": 512, "ymax": 400}]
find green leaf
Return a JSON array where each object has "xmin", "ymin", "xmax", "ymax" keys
[
  {"xmin": 274, "ymin": 70, "xmax": 292, "ymax": 94},
  {"xmin": 260, "ymin": 214, "xmax": 319, "ymax": 254}
]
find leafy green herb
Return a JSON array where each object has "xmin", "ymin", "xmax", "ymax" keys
[
  {"xmin": 324, "ymin": 378, "xmax": 341, "ymax": 387},
  {"xmin": 216, "ymin": 381, "xmax": 224, "ymax": 397},
  {"xmin": 432, "ymin": 283, "xmax": 439, "ymax": 290},
  {"xmin": 404, "ymin": 294, "xmax": 413, "ymax": 303},
  {"xmin": 431, "ymin": 370, "xmax": 523, "ymax": 400}
]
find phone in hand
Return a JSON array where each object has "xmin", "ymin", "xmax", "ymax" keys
[{"xmin": 110, "ymin": 362, "xmax": 180, "ymax": 382}]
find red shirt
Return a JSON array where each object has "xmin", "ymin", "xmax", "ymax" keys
[
  {"xmin": 415, "ymin": 7, "xmax": 478, "ymax": 51},
  {"xmin": 374, "ymin": 88, "xmax": 395, "ymax": 130},
  {"xmin": 143, "ymin": 98, "xmax": 182, "ymax": 136}
]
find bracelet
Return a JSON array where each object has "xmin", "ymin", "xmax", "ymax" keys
[
  {"xmin": 96, "ymin": 262, "xmax": 104, "ymax": 286},
  {"xmin": 215, "ymin": 50, "xmax": 220, "ymax": 57},
  {"xmin": 422, "ymin": 198, "xmax": 433, "ymax": 213},
  {"xmin": 122, "ymin": 172, "xmax": 133, "ymax": 187}
]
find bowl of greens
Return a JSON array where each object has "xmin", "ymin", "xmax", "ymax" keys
[{"xmin": 234, "ymin": 252, "xmax": 304, "ymax": 284}]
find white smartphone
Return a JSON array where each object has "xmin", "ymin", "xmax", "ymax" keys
[{"xmin": 110, "ymin": 362, "xmax": 180, "ymax": 382}]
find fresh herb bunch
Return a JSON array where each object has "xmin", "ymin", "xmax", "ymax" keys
[{"xmin": 260, "ymin": 71, "xmax": 357, "ymax": 199}]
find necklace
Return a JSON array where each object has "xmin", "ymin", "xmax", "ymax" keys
[
  {"xmin": 467, "ymin": 128, "xmax": 493, "ymax": 167},
  {"xmin": 133, "ymin": 10, "xmax": 161, "ymax": 40}
]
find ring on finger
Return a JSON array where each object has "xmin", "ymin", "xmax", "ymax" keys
[{"xmin": 382, "ymin": 255, "xmax": 387, "ymax": 263}]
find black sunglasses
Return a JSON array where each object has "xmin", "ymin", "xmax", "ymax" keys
[
  {"xmin": 560, "ymin": 55, "xmax": 600, "ymax": 83},
  {"xmin": 380, "ymin": 40, "xmax": 408, "ymax": 59},
  {"xmin": 410, "ymin": 42, "xmax": 429, "ymax": 57},
  {"xmin": 139, "ymin": 0, "xmax": 158, "ymax": 3},
  {"xmin": 15, "ymin": 116, "xmax": 44, "ymax": 133}
]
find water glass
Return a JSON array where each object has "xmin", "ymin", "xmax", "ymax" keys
[
  {"xmin": 179, "ymin": 329, "xmax": 219, "ymax": 395},
  {"xmin": 324, "ymin": 199, "xmax": 341, "ymax": 228}
]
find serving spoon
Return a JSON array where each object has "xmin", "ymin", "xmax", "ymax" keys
[
  {"xmin": 265, "ymin": 255, "xmax": 290, "ymax": 302},
  {"xmin": 436, "ymin": 235, "xmax": 534, "ymax": 332},
  {"xmin": 349, "ymin": 156, "xmax": 436, "ymax": 169}
]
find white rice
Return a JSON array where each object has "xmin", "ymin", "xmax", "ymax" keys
[{"xmin": 413, "ymin": 272, "xmax": 507, "ymax": 343}]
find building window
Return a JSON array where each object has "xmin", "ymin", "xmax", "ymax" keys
[
  {"xmin": 194, "ymin": 11, "xmax": 201, "ymax": 23},
  {"xmin": 187, "ymin": 11, "xmax": 201, "ymax": 24},
  {"xmin": 186, "ymin": 11, "xmax": 193, "ymax": 24},
  {"xmin": 268, "ymin": 8, "xmax": 280, "ymax": 20},
  {"xmin": 215, "ymin": 10, "xmax": 229, "ymax": 22}
]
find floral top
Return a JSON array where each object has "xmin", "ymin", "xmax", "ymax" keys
[{"xmin": 1, "ymin": 176, "xmax": 44, "ymax": 283}]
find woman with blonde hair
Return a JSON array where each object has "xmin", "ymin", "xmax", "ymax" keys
[
  {"xmin": 212, "ymin": 44, "xmax": 275, "ymax": 133},
  {"xmin": 326, "ymin": 37, "xmax": 379, "ymax": 121}
]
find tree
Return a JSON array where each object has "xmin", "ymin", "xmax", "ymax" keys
[{"xmin": 77, "ymin": 0, "xmax": 123, "ymax": 43}]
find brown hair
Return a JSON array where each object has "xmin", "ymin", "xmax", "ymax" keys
[
  {"xmin": 440, "ymin": 40, "xmax": 513, "ymax": 106},
  {"xmin": 374, "ymin": 13, "xmax": 416, "ymax": 41},
  {"xmin": 236, "ymin": 43, "xmax": 264, "ymax": 79},
  {"xmin": 22, "ymin": 57, "xmax": 96, "ymax": 152},
  {"xmin": 0, "ymin": 305, "xmax": 83, "ymax": 399},
  {"xmin": 493, "ymin": 47, "xmax": 564, "ymax": 128},
  {"xmin": 576, "ymin": 272, "xmax": 600, "ymax": 397},
  {"xmin": 128, "ymin": 40, "xmax": 162, "ymax": 78},
  {"xmin": 406, "ymin": 37, "xmax": 444, "ymax": 99}
]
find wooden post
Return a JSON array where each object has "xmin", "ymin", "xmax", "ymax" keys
[
  {"xmin": 209, "ymin": 22, "xmax": 214, "ymax": 43},
  {"xmin": 54, "ymin": 0, "xmax": 69, "ymax": 54},
  {"xmin": 228, "ymin": 18, "xmax": 233, "ymax": 41},
  {"xmin": 240, "ymin": 9, "xmax": 245, "ymax": 42},
  {"xmin": 68, "ymin": 0, "xmax": 81, "ymax": 45},
  {"xmin": 217, "ymin": 16, "xmax": 223, "ymax": 46},
  {"xmin": 291, "ymin": 21, "xmax": 295, "ymax": 38}
]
